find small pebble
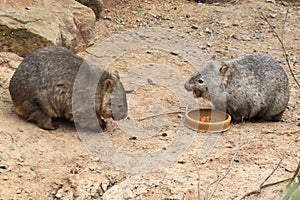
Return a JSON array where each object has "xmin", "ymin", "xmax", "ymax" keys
[
  {"xmin": 55, "ymin": 189, "xmax": 63, "ymax": 199},
  {"xmin": 241, "ymin": 37, "xmax": 251, "ymax": 41},
  {"xmin": 177, "ymin": 114, "xmax": 183, "ymax": 118},
  {"xmin": 152, "ymin": 13, "xmax": 162, "ymax": 19},
  {"xmin": 297, "ymin": 122, "xmax": 300, "ymax": 126},
  {"xmin": 9, "ymin": 145, "xmax": 15, "ymax": 151},
  {"xmin": 16, "ymin": 189, "xmax": 22, "ymax": 194},
  {"xmin": 204, "ymin": 28, "xmax": 212, "ymax": 33},
  {"xmin": 191, "ymin": 25, "xmax": 198, "ymax": 29},
  {"xmin": 270, "ymin": 13, "xmax": 277, "ymax": 18},
  {"xmin": 0, "ymin": 164, "xmax": 7, "ymax": 169},
  {"xmin": 19, "ymin": 155, "xmax": 25, "ymax": 162},
  {"xmin": 170, "ymin": 51, "xmax": 179, "ymax": 56},
  {"xmin": 147, "ymin": 78, "xmax": 155, "ymax": 85},
  {"xmin": 104, "ymin": 16, "xmax": 112, "ymax": 20},
  {"xmin": 3, "ymin": 176, "xmax": 8, "ymax": 181},
  {"xmin": 233, "ymin": 155, "xmax": 240, "ymax": 162},
  {"xmin": 129, "ymin": 136, "xmax": 137, "ymax": 140},
  {"xmin": 232, "ymin": 34, "xmax": 240, "ymax": 40},
  {"xmin": 206, "ymin": 42, "xmax": 212, "ymax": 47},
  {"xmin": 123, "ymin": 188, "xmax": 134, "ymax": 199},
  {"xmin": 25, "ymin": 6, "xmax": 30, "ymax": 10},
  {"xmin": 265, "ymin": 0, "xmax": 275, "ymax": 3},
  {"xmin": 30, "ymin": 166, "xmax": 36, "ymax": 171}
]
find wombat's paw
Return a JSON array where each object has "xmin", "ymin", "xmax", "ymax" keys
[
  {"xmin": 99, "ymin": 118, "xmax": 107, "ymax": 130},
  {"xmin": 37, "ymin": 117, "xmax": 58, "ymax": 130}
]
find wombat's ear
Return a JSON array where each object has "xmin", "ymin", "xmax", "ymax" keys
[
  {"xmin": 219, "ymin": 65, "xmax": 230, "ymax": 76},
  {"xmin": 108, "ymin": 70, "xmax": 120, "ymax": 79},
  {"xmin": 103, "ymin": 79, "xmax": 115, "ymax": 92}
]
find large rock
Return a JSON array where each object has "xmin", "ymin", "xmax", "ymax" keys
[{"xmin": 0, "ymin": 0, "xmax": 96, "ymax": 57}]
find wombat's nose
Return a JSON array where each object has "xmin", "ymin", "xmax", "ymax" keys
[
  {"xmin": 113, "ymin": 112, "xmax": 127, "ymax": 120},
  {"xmin": 184, "ymin": 82, "xmax": 193, "ymax": 91}
]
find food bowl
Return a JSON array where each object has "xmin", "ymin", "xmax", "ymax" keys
[{"xmin": 184, "ymin": 109, "xmax": 231, "ymax": 132}]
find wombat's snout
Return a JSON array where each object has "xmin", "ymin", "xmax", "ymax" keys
[
  {"xmin": 184, "ymin": 82, "xmax": 193, "ymax": 91},
  {"xmin": 111, "ymin": 106, "xmax": 128, "ymax": 120}
]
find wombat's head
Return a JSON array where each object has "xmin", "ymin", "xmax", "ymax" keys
[
  {"xmin": 98, "ymin": 71, "xmax": 128, "ymax": 121},
  {"xmin": 184, "ymin": 60, "xmax": 230, "ymax": 101}
]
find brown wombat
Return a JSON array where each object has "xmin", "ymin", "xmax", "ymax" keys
[
  {"xmin": 75, "ymin": 0, "xmax": 103, "ymax": 20},
  {"xmin": 184, "ymin": 53, "xmax": 289, "ymax": 122},
  {"xmin": 9, "ymin": 46, "xmax": 128, "ymax": 131}
]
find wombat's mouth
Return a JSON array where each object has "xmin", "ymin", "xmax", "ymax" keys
[{"xmin": 193, "ymin": 89, "xmax": 202, "ymax": 98}]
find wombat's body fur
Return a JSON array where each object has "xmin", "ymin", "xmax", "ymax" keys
[
  {"xmin": 185, "ymin": 53, "xmax": 289, "ymax": 122},
  {"xmin": 9, "ymin": 46, "xmax": 127, "ymax": 130},
  {"xmin": 75, "ymin": 0, "xmax": 103, "ymax": 20}
]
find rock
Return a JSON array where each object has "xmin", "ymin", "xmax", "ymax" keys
[
  {"xmin": 147, "ymin": 78, "xmax": 155, "ymax": 85},
  {"xmin": 104, "ymin": 16, "xmax": 112, "ymax": 20},
  {"xmin": 0, "ymin": 0, "xmax": 96, "ymax": 57},
  {"xmin": 233, "ymin": 155, "xmax": 240, "ymax": 162},
  {"xmin": 123, "ymin": 188, "xmax": 134, "ymax": 199},
  {"xmin": 75, "ymin": 0, "xmax": 103, "ymax": 20},
  {"xmin": 265, "ymin": 0, "xmax": 276, "ymax": 3},
  {"xmin": 30, "ymin": 166, "xmax": 36, "ymax": 171},
  {"xmin": 16, "ymin": 189, "xmax": 22, "ymax": 194},
  {"xmin": 0, "ymin": 52, "xmax": 23, "ymax": 69},
  {"xmin": 171, "ymin": 51, "xmax": 179, "ymax": 56},
  {"xmin": 191, "ymin": 25, "xmax": 198, "ymax": 29},
  {"xmin": 55, "ymin": 188, "xmax": 63, "ymax": 199},
  {"xmin": 0, "ymin": 164, "xmax": 7, "ymax": 169}
]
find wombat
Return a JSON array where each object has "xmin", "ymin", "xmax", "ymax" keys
[
  {"xmin": 9, "ymin": 46, "xmax": 128, "ymax": 130},
  {"xmin": 184, "ymin": 53, "xmax": 289, "ymax": 122},
  {"xmin": 75, "ymin": 0, "xmax": 103, "ymax": 20}
]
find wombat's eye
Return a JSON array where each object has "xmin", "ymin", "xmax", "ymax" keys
[{"xmin": 198, "ymin": 79, "xmax": 204, "ymax": 84}]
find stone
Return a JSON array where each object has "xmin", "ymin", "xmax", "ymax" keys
[
  {"xmin": 0, "ymin": 0, "xmax": 96, "ymax": 57},
  {"xmin": 191, "ymin": 25, "xmax": 198, "ymax": 29},
  {"xmin": 0, "ymin": 164, "xmax": 7, "ymax": 169},
  {"xmin": 55, "ymin": 189, "xmax": 63, "ymax": 199},
  {"xmin": 16, "ymin": 189, "xmax": 22, "ymax": 194},
  {"xmin": 123, "ymin": 188, "xmax": 134, "ymax": 199}
]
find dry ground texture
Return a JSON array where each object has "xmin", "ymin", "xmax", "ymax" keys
[{"xmin": 0, "ymin": 0, "xmax": 300, "ymax": 199}]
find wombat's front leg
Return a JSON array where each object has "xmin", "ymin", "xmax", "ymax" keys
[
  {"xmin": 28, "ymin": 111, "xmax": 57, "ymax": 130},
  {"xmin": 99, "ymin": 118, "xmax": 106, "ymax": 130}
]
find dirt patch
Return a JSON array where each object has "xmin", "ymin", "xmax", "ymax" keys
[{"xmin": 0, "ymin": 0, "xmax": 300, "ymax": 199}]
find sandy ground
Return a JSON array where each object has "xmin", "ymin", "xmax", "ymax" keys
[{"xmin": 0, "ymin": 0, "xmax": 300, "ymax": 199}]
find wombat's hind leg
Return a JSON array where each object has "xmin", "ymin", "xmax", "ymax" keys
[
  {"xmin": 270, "ymin": 111, "xmax": 284, "ymax": 122},
  {"xmin": 16, "ymin": 101, "xmax": 57, "ymax": 130}
]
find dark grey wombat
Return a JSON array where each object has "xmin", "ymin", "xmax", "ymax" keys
[
  {"xmin": 9, "ymin": 46, "xmax": 128, "ymax": 130},
  {"xmin": 185, "ymin": 53, "xmax": 289, "ymax": 122}
]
